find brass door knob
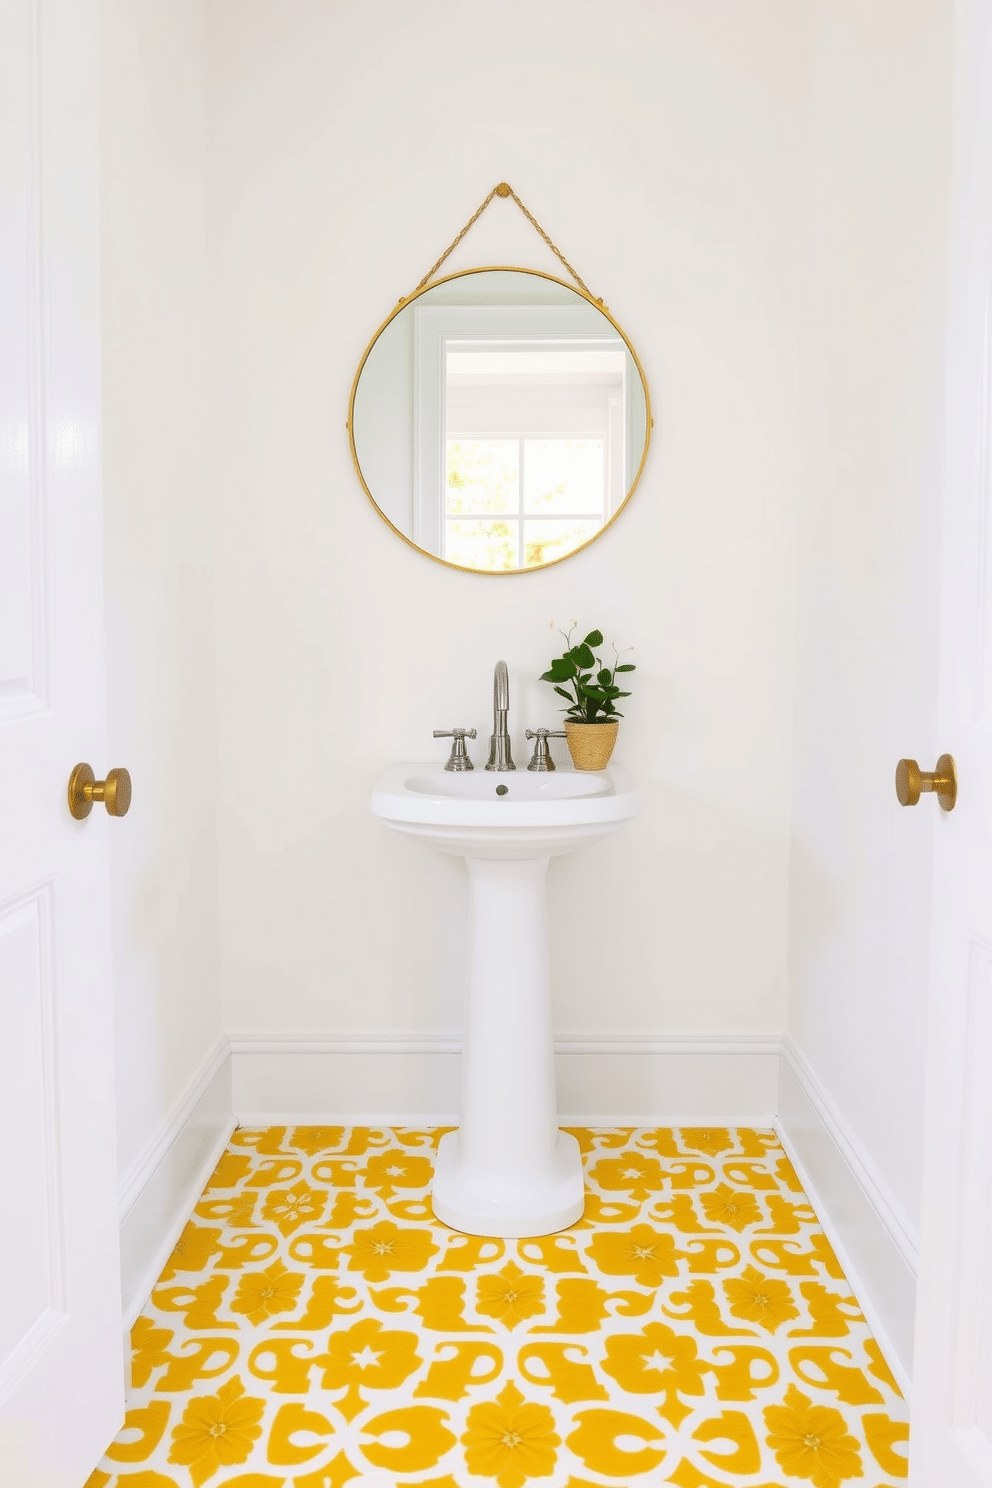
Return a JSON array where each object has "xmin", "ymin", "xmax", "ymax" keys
[
  {"xmin": 68, "ymin": 762, "xmax": 132, "ymax": 820},
  {"xmin": 895, "ymin": 754, "xmax": 956, "ymax": 811}
]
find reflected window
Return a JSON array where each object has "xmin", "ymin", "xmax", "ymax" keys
[
  {"xmin": 440, "ymin": 342, "xmax": 624, "ymax": 570},
  {"xmin": 445, "ymin": 438, "xmax": 603, "ymax": 570}
]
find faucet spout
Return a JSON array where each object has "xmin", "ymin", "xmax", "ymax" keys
[
  {"xmin": 486, "ymin": 660, "xmax": 516, "ymax": 771},
  {"xmin": 494, "ymin": 659, "xmax": 509, "ymax": 714}
]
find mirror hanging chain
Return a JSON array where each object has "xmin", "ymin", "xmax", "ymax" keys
[{"xmin": 410, "ymin": 182, "xmax": 598, "ymax": 302}]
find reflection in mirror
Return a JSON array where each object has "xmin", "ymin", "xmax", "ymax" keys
[{"xmin": 350, "ymin": 270, "xmax": 650, "ymax": 573}]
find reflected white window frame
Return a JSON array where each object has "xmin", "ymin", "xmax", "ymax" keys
[
  {"xmin": 444, "ymin": 440, "xmax": 605, "ymax": 570},
  {"xmin": 412, "ymin": 303, "xmax": 635, "ymax": 560}
]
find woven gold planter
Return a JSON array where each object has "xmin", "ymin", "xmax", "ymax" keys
[{"xmin": 564, "ymin": 720, "xmax": 620, "ymax": 771}]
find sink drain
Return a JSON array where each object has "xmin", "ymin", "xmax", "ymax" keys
[{"xmin": 496, "ymin": 784, "xmax": 509, "ymax": 796}]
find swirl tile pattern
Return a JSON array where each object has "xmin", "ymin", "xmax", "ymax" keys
[{"xmin": 87, "ymin": 1126, "xmax": 908, "ymax": 1488}]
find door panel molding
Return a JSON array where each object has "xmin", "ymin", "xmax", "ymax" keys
[{"xmin": 0, "ymin": 881, "xmax": 66, "ymax": 1404}]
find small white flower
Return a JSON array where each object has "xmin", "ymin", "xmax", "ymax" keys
[
  {"xmin": 549, "ymin": 619, "xmax": 557, "ymax": 628},
  {"xmin": 569, "ymin": 617, "xmax": 578, "ymax": 628}
]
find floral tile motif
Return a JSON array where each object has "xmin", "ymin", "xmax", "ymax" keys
[{"xmin": 88, "ymin": 1127, "xmax": 908, "ymax": 1488}]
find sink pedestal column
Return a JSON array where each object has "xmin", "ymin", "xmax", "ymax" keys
[{"xmin": 431, "ymin": 854, "xmax": 584, "ymax": 1237}]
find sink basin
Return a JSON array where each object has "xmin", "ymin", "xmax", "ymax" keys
[
  {"xmin": 370, "ymin": 759, "xmax": 640, "ymax": 1238},
  {"xmin": 371, "ymin": 761, "xmax": 639, "ymax": 859}
]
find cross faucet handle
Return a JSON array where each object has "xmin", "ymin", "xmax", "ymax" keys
[
  {"xmin": 433, "ymin": 728, "xmax": 477, "ymax": 772},
  {"xmin": 526, "ymin": 728, "xmax": 567, "ymax": 772}
]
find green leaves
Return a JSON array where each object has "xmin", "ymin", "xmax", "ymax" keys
[
  {"xmin": 540, "ymin": 625, "xmax": 635, "ymax": 723},
  {"xmin": 540, "ymin": 657, "xmax": 576, "ymax": 683}
]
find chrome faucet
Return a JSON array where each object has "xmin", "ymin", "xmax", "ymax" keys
[
  {"xmin": 526, "ymin": 727, "xmax": 566, "ymax": 771},
  {"xmin": 485, "ymin": 660, "xmax": 516, "ymax": 771}
]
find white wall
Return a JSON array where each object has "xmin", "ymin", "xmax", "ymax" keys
[
  {"xmin": 100, "ymin": 0, "xmax": 224, "ymax": 1192},
  {"xmin": 95, "ymin": 1, "xmax": 960, "ymax": 1362},
  {"xmin": 783, "ymin": 0, "xmax": 953, "ymax": 1369},
  {"xmin": 208, "ymin": 0, "xmax": 804, "ymax": 1054}
]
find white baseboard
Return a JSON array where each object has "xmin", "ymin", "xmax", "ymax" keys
[
  {"xmin": 777, "ymin": 1038, "xmax": 918, "ymax": 1394},
  {"xmin": 780, "ymin": 1036, "xmax": 920, "ymax": 1269},
  {"xmin": 229, "ymin": 1031, "xmax": 781, "ymax": 1126},
  {"xmin": 118, "ymin": 1037, "xmax": 235, "ymax": 1328},
  {"xmin": 118, "ymin": 1027, "xmax": 918, "ymax": 1399}
]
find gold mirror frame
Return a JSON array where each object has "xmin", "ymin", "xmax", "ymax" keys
[{"xmin": 347, "ymin": 265, "xmax": 652, "ymax": 575}]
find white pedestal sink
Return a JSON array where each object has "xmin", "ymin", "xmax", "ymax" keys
[{"xmin": 371, "ymin": 762, "xmax": 639, "ymax": 1237}]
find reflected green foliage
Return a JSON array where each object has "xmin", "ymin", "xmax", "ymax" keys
[
  {"xmin": 446, "ymin": 441, "xmax": 518, "ymax": 516},
  {"xmin": 445, "ymin": 519, "xmax": 517, "ymax": 571},
  {"xmin": 524, "ymin": 521, "xmax": 598, "ymax": 568}
]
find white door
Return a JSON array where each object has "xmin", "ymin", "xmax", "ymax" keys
[
  {"xmin": 911, "ymin": 1, "xmax": 992, "ymax": 1480},
  {"xmin": 0, "ymin": 0, "xmax": 124, "ymax": 1482}
]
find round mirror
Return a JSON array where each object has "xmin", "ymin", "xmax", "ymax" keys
[{"xmin": 349, "ymin": 268, "xmax": 651, "ymax": 574}]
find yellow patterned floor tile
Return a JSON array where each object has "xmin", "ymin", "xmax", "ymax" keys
[{"xmin": 93, "ymin": 1128, "xmax": 908, "ymax": 1487}]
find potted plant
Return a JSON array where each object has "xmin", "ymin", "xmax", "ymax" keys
[{"xmin": 540, "ymin": 623, "xmax": 635, "ymax": 770}]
